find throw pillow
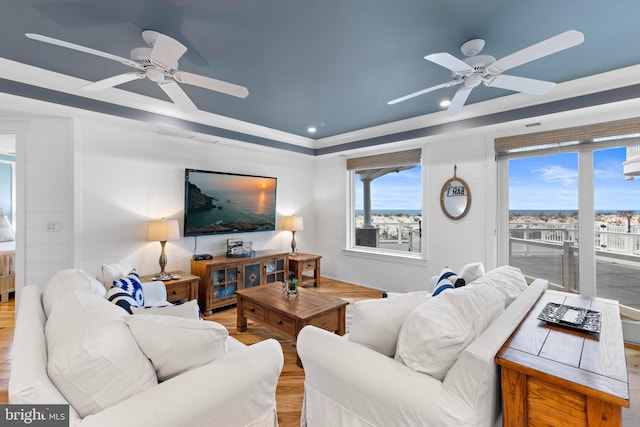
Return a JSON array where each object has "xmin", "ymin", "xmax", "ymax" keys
[
  {"xmin": 125, "ymin": 314, "xmax": 229, "ymax": 381},
  {"xmin": 106, "ymin": 286, "xmax": 138, "ymax": 314},
  {"xmin": 112, "ymin": 270, "xmax": 144, "ymax": 306},
  {"xmin": 97, "ymin": 262, "xmax": 135, "ymax": 289},
  {"xmin": 468, "ymin": 265, "xmax": 528, "ymax": 307},
  {"xmin": 0, "ymin": 215, "xmax": 14, "ymax": 242},
  {"xmin": 45, "ymin": 291, "xmax": 157, "ymax": 417},
  {"xmin": 395, "ymin": 284, "xmax": 505, "ymax": 381},
  {"xmin": 130, "ymin": 299, "xmax": 201, "ymax": 319},
  {"xmin": 459, "ymin": 262, "xmax": 485, "ymax": 284},
  {"xmin": 432, "ymin": 268, "xmax": 465, "ymax": 296},
  {"xmin": 349, "ymin": 292, "xmax": 430, "ymax": 357}
]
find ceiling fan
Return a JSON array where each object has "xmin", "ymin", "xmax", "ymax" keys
[
  {"xmin": 388, "ymin": 30, "xmax": 584, "ymax": 116},
  {"xmin": 25, "ymin": 30, "xmax": 249, "ymax": 111}
]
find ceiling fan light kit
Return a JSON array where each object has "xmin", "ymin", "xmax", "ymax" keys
[
  {"xmin": 389, "ymin": 30, "xmax": 585, "ymax": 116},
  {"xmin": 25, "ymin": 29, "xmax": 249, "ymax": 112}
]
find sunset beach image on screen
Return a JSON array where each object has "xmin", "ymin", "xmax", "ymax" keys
[{"xmin": 184, "ymin": 169, "xmax": 277, "ymax": 236}]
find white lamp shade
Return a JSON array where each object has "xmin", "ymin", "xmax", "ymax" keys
[
  {"xmin": 147, "ymin": 219, "xmax": 181, "ymax": 242},
  {"xmin": 282, "ymin": 216, "xmax": 304, "ymax": 231}
]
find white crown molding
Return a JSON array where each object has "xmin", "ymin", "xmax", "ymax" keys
[
  {"xmin": 314, "ymin": 64, "xmax": 640, "ymax": 150},
  {"xmin": 0, "ymin": 57, "xmax": 315, "ymax": 148}
]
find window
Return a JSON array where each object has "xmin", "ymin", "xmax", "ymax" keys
[
  {"xmin": 347, "ymin": 149, "xmax": 422, "ymax": 254},
  {"xmin": 497, "ymin": 117, "xmax": 640, "ymax": 323}
]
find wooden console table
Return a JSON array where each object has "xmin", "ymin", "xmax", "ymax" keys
[
  {"xmin": 191, "ymin": 250, "xmax": 289, "ymax": 315},
  {"xmin": 495, "ymin": 290, "xmax": 629, "ymax": 426}
]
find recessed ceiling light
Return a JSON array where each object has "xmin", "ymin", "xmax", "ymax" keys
[
  {"xmin": 440, "ymin": 99, "xmax": 451, "ymax": 108},
  {"xmin": 308, "ymin": 127, "xmax": 317, "ymax": 133}
]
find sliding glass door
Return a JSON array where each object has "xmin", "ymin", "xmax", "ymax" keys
[
  {"xmin": 503, "ymin": 145, "xmax": 640, "ymax": 317},
  {"xmin": 507, "ymin": 153, "xmax": 579, "ymax": 291},
  {"xmin": 593, "ymin": 147, "xmax": 640, "ymax": 310}
]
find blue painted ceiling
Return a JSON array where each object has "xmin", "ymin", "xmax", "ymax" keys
[{"xmin": 1, "ymin": 0, "xmax": 639, "ymax": 139}]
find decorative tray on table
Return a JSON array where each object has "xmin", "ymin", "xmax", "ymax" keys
[{"xmin": 537, "ymin": 302, "xmax": 601, "ymax": 334}]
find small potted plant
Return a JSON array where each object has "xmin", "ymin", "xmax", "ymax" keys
[{"xmin": 284, "ymin": 277, "xmax": 299, "ymax": 299}]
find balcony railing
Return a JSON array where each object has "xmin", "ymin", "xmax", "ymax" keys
[
  {"xmin": 509, "ymin": 222, "xmax": 640, "ymax": 300},
  {"xmin": 510, "ymin": 222, "xmax": 640, "ymax": 256}
]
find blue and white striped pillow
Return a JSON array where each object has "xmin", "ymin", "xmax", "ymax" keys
[
  {"xmin": 108, "ymin": 270, "xmax": 144, "ymax": 313},
  {"xmin": 106, "ymin": 286, "xmax": 138, "ymax": 314},
  {"xmin": 432, "ymin": 267, "xmax": 466, "ymax": 296}
]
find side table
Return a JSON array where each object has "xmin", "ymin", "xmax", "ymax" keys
[
  {"xmin": 495, "ymin": 290, "xmax": 629, "ymax": 426},
  {"xmin": 141, "ymin": 271, "xmax": 199, "ymax": 304},
  {"xmin": 288, "ymin": 253, "xmax": 322, "ymax": 287}
]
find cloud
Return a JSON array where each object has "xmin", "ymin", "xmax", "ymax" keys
[{"xmin": 533, "ymin": 165, "xmax": 578, "ymax": 186}]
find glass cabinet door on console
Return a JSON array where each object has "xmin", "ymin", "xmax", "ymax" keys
[
  {"xmin": 210, "ymin": 264, "xmax": 238, "ymax": 305},
  {"xmin": 265, "ymin": 257, "xmax": 286, "ymax": 283}
]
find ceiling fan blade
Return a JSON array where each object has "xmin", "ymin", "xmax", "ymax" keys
[
  {"xmin": 487, "ymin": 30, "xmax": 584, "ymax": 74},
  {"xmin": 387, "ymin": 80, "xmax": 461, "ymax": 105},
  {"xmin": 172, "ymin": 71, "xmax": 249, "ymax": 98},
  {"xmin": 82, "ymin": 72, "xmax": 145, "ymax": 91},
  {"xmin": 25, "ymin": 33, "xmax": 142, "ymax": 69},
  {"xmin": 447, "ymin": 86, "xmax": 473, "ymax": 116},
  {"xmin": 484, "ymin": 74, "xmax": 556, "ymax": 95},
  {"xmin": 150, "ymin": 33, "xmax": 187, "ymax": 70},
  {"xmin": 158, "ymin": 80, "xmax": 198, "ymax": 111},
  {"xmin": 425, "ymin": 53, "xmax": 474, "ymax": 74}
]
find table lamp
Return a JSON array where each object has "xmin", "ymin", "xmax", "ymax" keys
[
  {"xmin": 282, "ymin": 215, "xmax": 304, "ymax": 255},
  {"xmin": 147, "ymin": 218, "xmax": 180, "ymax": 280}
]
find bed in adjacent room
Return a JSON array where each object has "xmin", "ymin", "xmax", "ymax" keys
[{"xmin": 0, "ymin": 212, "xmax": 15, "ymax": 303}]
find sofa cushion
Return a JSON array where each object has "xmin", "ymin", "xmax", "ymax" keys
[
  {"xmin": 395, "ymin": 284, "xmax": 505, "ymax": 381},
  {"xmin": 42, "ymin": 269, "xmax": 106, "ymax": 318},
  {"xmin": 130, "ymin": 299, "xmax": 200, "ymax": 319},
  {"xmin": 9, "ymin": 286, "xmax": 80, "ymax": 415},
  {"xmin": 45, "ymin": 291, "xmax": 157, "ymax": 417},
  {"xmin": 112, "ymin": 270, "xmax": 144, "ymax": 306},
  {"xmin": 349, "ymin": 292, "xmax": 429, "ymax": 357},
  {"xmin": 125, "ymin": 314, "xmax": 229, "ymax": 381},
  {"xmin": 468, "ymin": 265, "xmax": 527, "ymax": 307}
]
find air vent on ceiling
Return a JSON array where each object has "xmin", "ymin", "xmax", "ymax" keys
[{"xmin": 157, "ymin": 129, "xmax": 218, "ymax": 144}]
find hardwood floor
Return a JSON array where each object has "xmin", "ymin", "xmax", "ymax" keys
[
  {"xmin": 205, "ymin": 278, "xmax": 383, "ymax": 426},
  {"xmin": 0, "ymin": 279, "xmax": 639, "ymax": 426}
]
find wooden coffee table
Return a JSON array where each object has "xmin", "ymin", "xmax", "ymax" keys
[{"xmin": 236, "ymin": 283, "xmax": 347, "ymax": 367}]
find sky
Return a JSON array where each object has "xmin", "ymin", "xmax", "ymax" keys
[
  {"xmin": 353, "ymin": 146, "xmax": 639, "ymax": 213},
  {"xmin": 509, "ymin": 146, "xmax": 640, "ymax": 211},
  {"xmin": 355, "ymin": 164, "xmax": 422, "ymax": 211}
]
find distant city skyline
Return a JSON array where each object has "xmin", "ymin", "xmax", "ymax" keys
[{"xmin": 510, "ymin": 147, "xmax": 639, "ymax": 211}]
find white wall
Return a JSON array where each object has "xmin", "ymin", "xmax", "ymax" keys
[
  {"xmin": 22, "ymin": 118, "xmax": 75, "ymax": 287},
  {"xmin": 314, "ymin": 132, "xmax": 496, "ymax": 293},
  {"xmin": 76, "ymin": 120, "xmax": 316, "ymax": 278}
]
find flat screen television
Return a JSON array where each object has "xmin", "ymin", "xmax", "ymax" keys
[{"xmin": 184, "ymin": 169, "xmax": 277, "ymax": 236}]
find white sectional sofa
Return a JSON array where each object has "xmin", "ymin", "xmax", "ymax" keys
[
  {"xmin": 9, "ymin": 268, "xmax": 284, "ymax": 427},
  {"xmin": 297, "ymin": 265, "xmax": 549, "ymax": 427}
]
